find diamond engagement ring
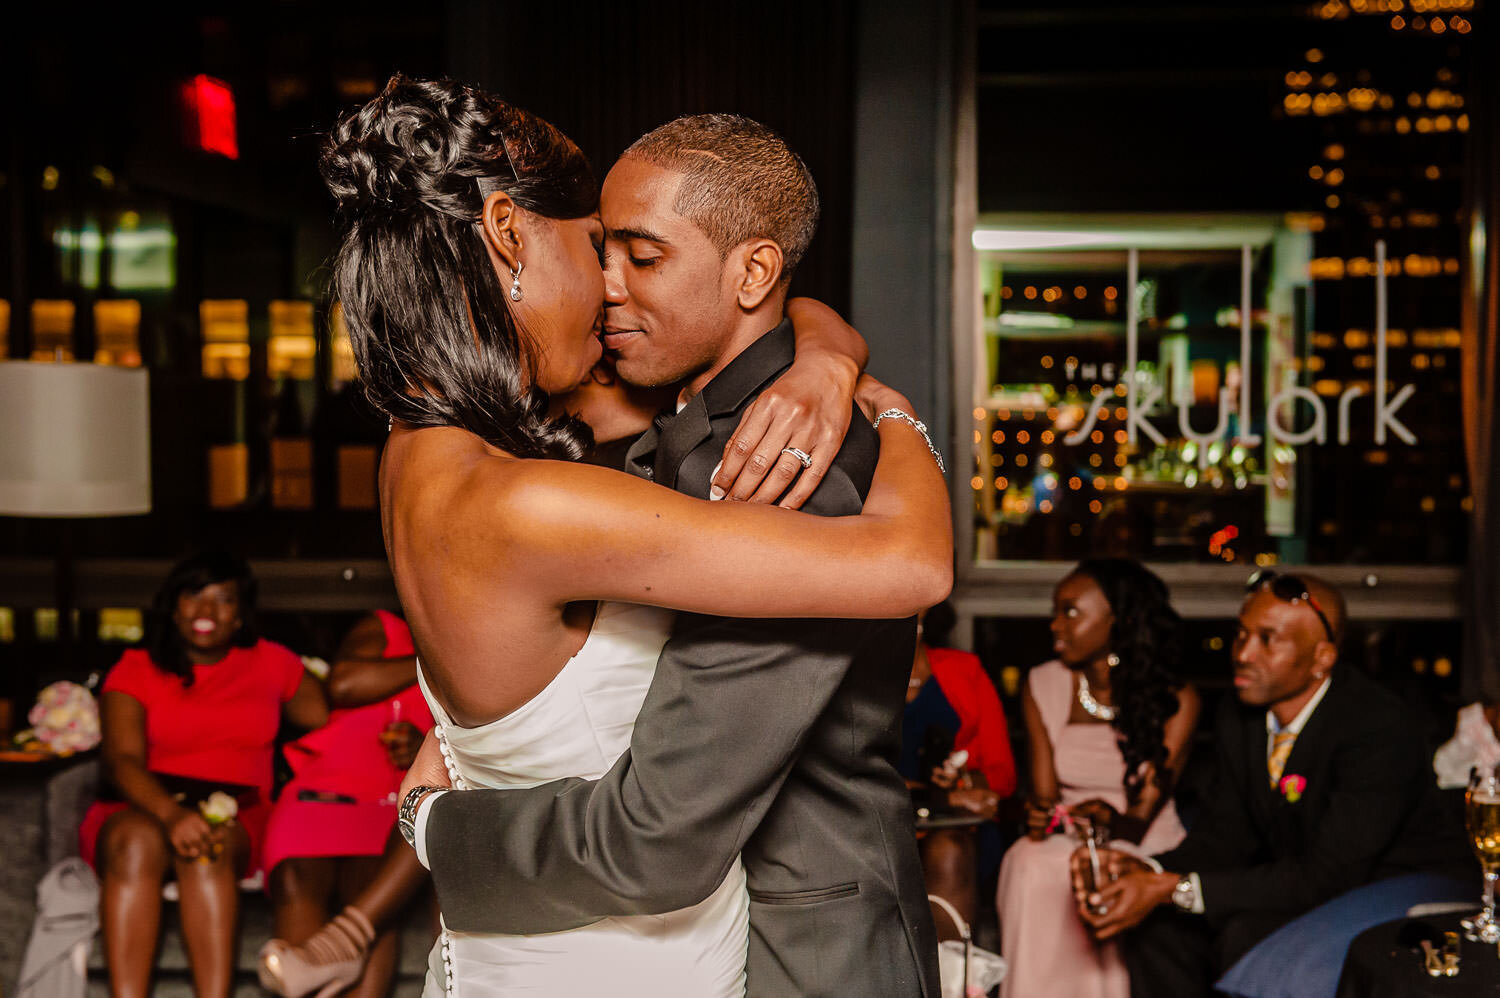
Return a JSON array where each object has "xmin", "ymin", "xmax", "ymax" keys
[{"xmin": 781, "ymin": 446, "xmax": 813, "ymax": 469}]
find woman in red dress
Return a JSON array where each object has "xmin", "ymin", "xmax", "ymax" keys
[
  {"xmin": 79, "ymin": 551, "xmax": 327, "ymax": 998},
  {"xmin": 259, "ymin": 609, "xmax": 434, "ymax": 998}
]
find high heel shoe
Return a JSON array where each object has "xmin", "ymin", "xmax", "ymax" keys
[{"xmin": 258, "ymin": 905, "xmax": 376, "ymax": 998}]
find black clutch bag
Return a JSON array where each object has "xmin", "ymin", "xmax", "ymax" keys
[
  {"xmin": 910, "ymin": 723, "xmax": 959, "ymax": 817},
  {"xmin": 98, "ymin": 772, "xmax": 259, "ymax": 810}
]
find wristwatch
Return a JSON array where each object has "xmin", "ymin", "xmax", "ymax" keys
[
  {"xmin": 1171, "ymin": 875, "xmax": 1199, "ymax": 912},
  {"xmin": 397, "ymin": 785, "xmax": 447, "ymax": 847}
]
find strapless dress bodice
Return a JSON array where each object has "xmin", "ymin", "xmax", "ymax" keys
[
  {"xmin": 417, "ymin": 601, "xmax": 748, "ymax": 997},
  {"xmin": 418, "ymin": 601, "xmax": 678, "ymax": 789}
]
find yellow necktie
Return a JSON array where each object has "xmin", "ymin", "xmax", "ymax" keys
[{"xmin": 1268, "ymin": 730, "xmax": 1297, "ymax": 787}]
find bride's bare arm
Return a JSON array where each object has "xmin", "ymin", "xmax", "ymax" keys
[{"xmin": 482, "ymin": 404, "xmax": 951, "ymax": 620}]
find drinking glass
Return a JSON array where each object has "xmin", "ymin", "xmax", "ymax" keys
[
  {"xmin": 380, "ymin": 698, "xmax": 404, "ymax": 806},
  {"xmin": 1462, "ymin": 766, "xmax": 1500, "ymax": 942},
  {"xmin": 1074, "ymin": 816, "xmax": 1113, "ymax": 915}
]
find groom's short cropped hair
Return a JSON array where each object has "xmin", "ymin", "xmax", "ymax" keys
[{"xmin": 623, "ymin": 113, "xmax": 819, "ymax": 282}]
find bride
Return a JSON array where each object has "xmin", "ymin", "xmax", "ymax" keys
[{"xmin": 313, "ymin": 76, "xmax": 950, "ymax": 996}]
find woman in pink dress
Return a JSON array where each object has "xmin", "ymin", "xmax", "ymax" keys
[
  {"xmin": 260, "ymin": 609, "xmax": 434, "ymax": 998},
  {"xmin": 997, "ymin": 559, "xmax": 1200, "ymax": 998}
]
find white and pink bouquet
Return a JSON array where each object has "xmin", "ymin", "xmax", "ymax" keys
[{"xmin": 25, "ymin": 681, "xmax": 101, "ymax": 754}]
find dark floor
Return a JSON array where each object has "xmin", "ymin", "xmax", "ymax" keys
[
  {"xmin": 80, "ymin": 892, "xmax": 432, "ymax": 997},
  {"xmin": 1, "ymin": 756, "xmax": 430, "ymax": 997}
]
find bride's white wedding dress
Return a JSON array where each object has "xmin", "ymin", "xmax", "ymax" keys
[{"xmin": 416, "ymin": 601, "xmax": 749, "ymax": 997}]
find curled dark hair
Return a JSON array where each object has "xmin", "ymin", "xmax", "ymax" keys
[
  {"xmin": 321, "ymin": 74, "xmax": 598, "ymax": 459},
  {"xmin": 145, "ymin": 551, "xmax": 259, "ymax": 686},
  {"xmin": 1071, "ymin": 558, "xmax": 1184, "ymax": 802}
]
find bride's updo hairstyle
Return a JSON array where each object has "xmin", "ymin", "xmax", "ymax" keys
[{"xmin": 321, "ymin": 74, "xmax": 596, "ymax": 459}]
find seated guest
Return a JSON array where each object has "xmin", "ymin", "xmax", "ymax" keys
[
  {"xmin": 903, "ymin": 601, "xmax": 1016, "ymax": 937},
  {"xmin": 79, "ymin": 551, "xmax": 327, "ymax": 998},
  {"xmin": 258, "ymin": 610, "xmax": 435, "ymax": 998},
  {"xmin": 998, "ymin": 558, "xmax": 1199, "ymax": 998},
  {"xmin": 1076, "ymin": 570, "xmax": 1471, "ymax": 998}
]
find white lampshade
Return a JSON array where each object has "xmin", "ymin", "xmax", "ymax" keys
[{"xmin": 0, "ymin": 361, "xmax": 152, "ymax": 516}]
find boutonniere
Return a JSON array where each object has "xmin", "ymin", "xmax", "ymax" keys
[{"xmin": 1279, "ymin": 774, "xmax": 1307, "ymax": 803}]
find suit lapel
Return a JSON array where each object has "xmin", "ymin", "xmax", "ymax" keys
[
  {"xmin": 1278, "ymin": 674, "xmax": 1339, "ymax": 797},
  {"xmin": 1238, "ymin": 705, "xmax": 1278, "ymax": 828},
  {"xmin": 623, "ymin": 421, "xmax": 661, "ymax": 482},
  {"xmin": 646, "ymin": 320, "xmax": 795, "ymax": 491},
  {"xmin": 698, "ymin": 320, "xmax": 796, "ymax": 417}
]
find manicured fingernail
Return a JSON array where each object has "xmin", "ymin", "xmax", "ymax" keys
[{"xmin": 710, "ymin": 485, "xmax": 724, "ymax": 500}]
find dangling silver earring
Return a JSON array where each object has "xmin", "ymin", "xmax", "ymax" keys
[
  {"xmin": 1107, "ymin": 653, "xmax": 1121, "ymax": 669},
  {"xmin": 509, "ymin": 261, "xmax": 524, "ymax": 302}
]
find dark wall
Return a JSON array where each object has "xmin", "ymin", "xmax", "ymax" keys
[
  {"xmin": 850, "ymin": 0, "xmax": 958, "ymax": 472},
  {"xmin": 977, "ymin": 4, "xmax": 1319, "ymax": 213},
  {"xmin": 446, "ymin": 0, "xmax": 856, "ymax": 315}
]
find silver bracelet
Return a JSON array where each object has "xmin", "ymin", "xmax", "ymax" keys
[{"xmin": 872, "ymin": 408, "xmax": 945, "ymax": 472}]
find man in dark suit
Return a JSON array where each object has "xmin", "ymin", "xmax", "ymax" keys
[
  {"xmin": 401, "ymin": 115, "xmax": 942, "ymax": 997},
  {"xmin": 1074, "ymin": 572, "xmax": 1468, "ymax": 996}
]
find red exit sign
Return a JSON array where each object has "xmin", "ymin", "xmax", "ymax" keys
[{"xmin": 183, "ymin": 75, "xmax": 239, "ymax": 160}]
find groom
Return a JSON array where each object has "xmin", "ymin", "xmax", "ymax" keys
[{"xmin": 402, "ymin": 114, "xmax": 942, "ymax": 997}]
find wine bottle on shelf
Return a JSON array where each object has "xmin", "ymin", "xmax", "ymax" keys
[{"xmin": 207, "ymin": 380, "xmax": 249, "ymax": 509}]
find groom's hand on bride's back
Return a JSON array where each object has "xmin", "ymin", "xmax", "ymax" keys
[{"xmin": 399, "ymin": 727, "xmax": 452, "ymax": 805}]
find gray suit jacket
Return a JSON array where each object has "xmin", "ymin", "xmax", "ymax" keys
[{"xmin": 424, "ymin": 321, "xmax": 940, "ymax": 997}]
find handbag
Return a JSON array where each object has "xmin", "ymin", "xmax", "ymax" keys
[{"xmin": 928, "ymin": 893, "xmax": 1008, "ymax": 998}]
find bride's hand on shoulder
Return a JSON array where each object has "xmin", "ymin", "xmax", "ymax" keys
[{"xmin": 712, "ymin": 298, "xmax": 866, "ymax": 509}]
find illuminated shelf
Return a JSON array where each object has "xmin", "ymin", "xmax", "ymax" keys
[
  {"xmin": 985, "ymin": 317, "xmax": 1127, "ymax": 339},
  {"xmin": 985, "ymin": 317, "xmax": 1257, "ymax": 341},
  {"xmin": 1118, "ymin": 476, "xmax": 1270, "ymax": 496}
]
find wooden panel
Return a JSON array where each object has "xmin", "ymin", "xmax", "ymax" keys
[
  {"xmin": 270, "ymin": 438, "xmax": 314, "ymax": 509},
  {"xmin": 0, "ymin": 559, "xmax": 398, "ymax": 612},
  {"xmin": 207, "ymin": 443, "xmax": 248, "ymax": 508},
  {"xmin": 337, "ymin": 445, "xmax": 378, "ymax": 510}
]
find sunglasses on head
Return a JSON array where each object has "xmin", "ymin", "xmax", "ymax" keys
[{"xmin": 1245, "ymin": 568, "xmax": 1335, "ymax": 643}]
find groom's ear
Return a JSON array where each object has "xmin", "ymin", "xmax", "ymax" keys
[
  {"xmin": 478, "ymin": 191, "xmax": 524, "ymax": 272},
  {"xmin": 733, "ymin": 238, "xmax": 784, "ymax": 311}
]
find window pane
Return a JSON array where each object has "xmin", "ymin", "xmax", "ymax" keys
[
  {"xmin": 968, "ymin": 218, "xmax": 1467, "ymax": 566},
  {"xmin": 201, "ymin": 299, "xmax": 250, "ymax": 381}
]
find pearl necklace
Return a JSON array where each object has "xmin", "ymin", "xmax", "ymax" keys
[{"xmin": 1077, "ymin": 674, "xmax": 1116, "ymax": 721}]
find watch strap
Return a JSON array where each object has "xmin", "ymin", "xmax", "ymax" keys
[{"xmin": 397, "ymin": 784, "xmax": 447, "ymax": 846}]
